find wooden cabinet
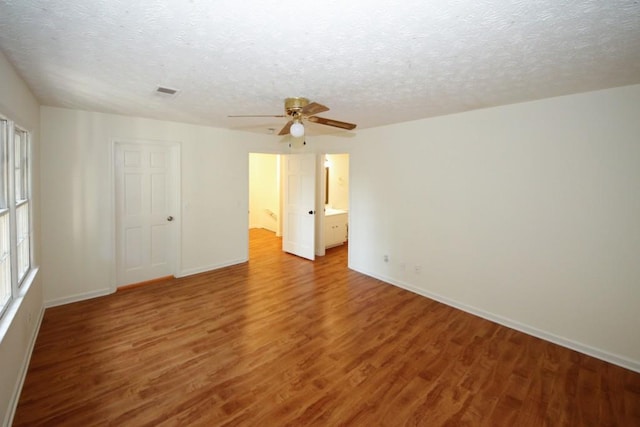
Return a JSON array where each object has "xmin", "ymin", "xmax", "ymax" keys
[{"xmin": 325, "ymin": 212, "xmax": 348, "ymax": 248}]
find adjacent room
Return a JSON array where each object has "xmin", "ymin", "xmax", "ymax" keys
[{"xmin": 1, "ymin": 1, "xmax": 639, "ymax": 425}]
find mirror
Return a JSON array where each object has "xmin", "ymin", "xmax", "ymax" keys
[{"xmin": 325, "ymin": 166, "xmax": 329, "ymax": 205}]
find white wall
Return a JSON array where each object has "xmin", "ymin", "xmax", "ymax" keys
[
  {"xmin": 40, "ymin": 107, "xmax": 276, "ymax": 304},
  {"xmin": 340, "ymin": 84, "xmax": 640, "ymax": 371},
  {"xmin": 249, "ymin": 153, "xmax": 280, "ymax": 232},
  {"xmin": 0, "ymin": 51, "xmax": 43, "ymax": 427}
]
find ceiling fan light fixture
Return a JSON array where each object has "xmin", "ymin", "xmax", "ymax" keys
[
  {"xmin": 229, "ymin": 98, "xmax": 356, "ymax": 136},
  {"xmin": 290, "ymin": 121, "xmax": 305, "ymax": 138}
]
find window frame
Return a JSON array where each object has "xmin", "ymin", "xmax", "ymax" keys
[
  {"xmin": 13, "ymin": 126, "xmax": 31, "ymax": 285},
  {"xmin": 0, "ymin": 115, "xmax": 34, "ymax": 319},
  {"xmin": 0, "ymin": 119, "xmax": 9, "ymax": 317}
]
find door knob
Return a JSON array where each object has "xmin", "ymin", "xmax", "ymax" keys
[
  {"xmin": 308, "ymin": 210, "xmax": 315, "ymax": 215},
  {"xmin": 167, "ymin": 216, "xmax": 174, "ymax": 221}
]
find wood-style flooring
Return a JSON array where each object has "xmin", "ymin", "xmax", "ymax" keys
[{"xmin": 13, "ymin": 228, "xmax": 640, "ymax": 426}]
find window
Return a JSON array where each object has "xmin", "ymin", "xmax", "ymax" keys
[
  {"xmin": 14, "ymin": 128, "xmax": 30, "ymax": 283},
  {"xmin": 0, "ymin": 117, "xmax": 33, "ymax": 318},
  {"xmin": 0, "ymin": 120, "xmax": 9, "ymax": 313}
]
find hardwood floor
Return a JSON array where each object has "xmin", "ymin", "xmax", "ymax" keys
[{"xmin": 14, "ymin": 228, "xmax": 640, "ymax": 426}]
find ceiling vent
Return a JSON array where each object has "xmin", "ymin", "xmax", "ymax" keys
[{"xmin": 156, "ymin": 86, "xmax": 178, "ymax": 95}]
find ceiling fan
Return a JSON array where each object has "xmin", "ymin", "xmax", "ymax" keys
[{"xmin": 228, "ymin": 97, "xmax": 357, "ymax": 137}]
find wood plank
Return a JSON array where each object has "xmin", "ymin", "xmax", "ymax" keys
[{"xmin": 13, "ymin": 228, "xmax": 640, "ymax": 425}]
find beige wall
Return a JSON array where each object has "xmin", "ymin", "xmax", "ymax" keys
[
  {"xmin": 0, "ymin": 51, "xmax": 43, "ymax": 426},
  {"xmin": 341, "ymin": 84, "xmax": 640, "ymax": 371}
]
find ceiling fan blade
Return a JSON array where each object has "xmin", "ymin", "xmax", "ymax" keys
[
  {"xmin": 307, "ymin": 116, "xmax": 357, "ymax": 130},
  {"xmin": 278, "ymin": 120, "xmax": 293, "ymax": 135},
  {"xmin": 301, "ymin": 102, "xmax": 329, "ymax": 116},
  {"xmin": 228, "ymin": 114, "xmax": 286, "ymax": 118}
]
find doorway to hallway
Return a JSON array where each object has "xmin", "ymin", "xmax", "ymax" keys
[{"xmin": 248, "ymin": 152, "xmax": 350, "ymax": 262}]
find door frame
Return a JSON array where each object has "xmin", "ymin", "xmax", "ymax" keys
[
  {"xmin": 248, "ymin": 153, "xmax": 282, "ymax": 236},
  {"xmin": 316, "ymin": 154, "xmax": 327, "ymax": 256},
  {"xmin": 319, "ymin": 152, "xmax": 350, "ymax": 256},
  {"xmin": 110, "ymin": 138, "xmax": 182, "ymax": 291}
]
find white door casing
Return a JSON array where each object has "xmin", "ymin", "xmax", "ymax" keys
[
  {"xmin": 114, "ymin": 142, "xmax": 179, "ymax": 286},
  {"xmin": 282, "ymin": 153, "xmax": 316, "ymax": 260}
]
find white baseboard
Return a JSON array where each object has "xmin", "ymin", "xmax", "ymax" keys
[
  {"xmin": 353, "ymin": 266, "xmax": 640, "ymax": 374},
  {"xmin": 4, "ymin": 304, "xmax": 45, "ymax": 427},
  {"xmin": 176, "ymin": 258, "xmax": 248, "ymax": 278},
  {"xmin": 45, "ymin": 288, "xmax": 113, "ymax": 308},
  {"xmin": 45, "ymin": 258, "xmax": 250, "ymax": 306}
]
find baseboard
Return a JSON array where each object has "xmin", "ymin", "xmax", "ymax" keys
[
  {"xmin": 176, "ymin": 257, "xmax": 248, "ymax": 278},
  {"xmin": 44, "ymin": 259, "xmax": 250, "ymax": 306},
  {"xmin": 4, "ymin": 304, "xmax": 45, "ymax": 427},
  {"xmin": 117, "ymin": 275, "xmax": 175, "ymax": 292},
  {"xmin": 44, "ymin": 288, "xmax": 113, "ymax": 308},
  {"xmin": 353, "ymin": 267, "xmax": 640, "ymax": 374}
]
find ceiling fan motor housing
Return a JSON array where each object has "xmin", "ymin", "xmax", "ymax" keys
[{"xmin": 285, "ymin": 97, "xmax": 309, "ymax": 117}]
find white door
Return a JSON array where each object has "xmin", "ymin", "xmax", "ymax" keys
[
  {"xmin": 115, "ymin": 142, "xmax": 179, "ymax": 286},
  {"xmin": 282, "ymin": 154, "xmax": 316, "ymax": 260}
]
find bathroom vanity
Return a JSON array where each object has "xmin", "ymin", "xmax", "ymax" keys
[{"xmin": 325, "ymin": 208, "xmax": 348, "ymax": 248}]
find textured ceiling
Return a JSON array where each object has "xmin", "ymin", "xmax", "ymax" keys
[{"xmin": 1, "ymin": 0, "xmax": 639, "ymax": 135}]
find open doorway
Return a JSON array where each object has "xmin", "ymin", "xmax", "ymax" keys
[
  {"xmin": 248, "ymin": 153, "xmax": 281, "ymax": 236},
  {"xmin": 323, "ymin": 153, "xmax": 350, "ymax": 248},
  {"xmin": 248, "ymin": 152, "xmax": 350, "ymax": 261}
]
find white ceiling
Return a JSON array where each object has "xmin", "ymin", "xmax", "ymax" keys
[{"xmin": 1, "ymin": 1, "xmax": 639, "ymax": 136}]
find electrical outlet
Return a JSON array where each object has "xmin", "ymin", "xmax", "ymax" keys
[
  {"xmin": 383, "ymin": 254, "xmax": 389, "ymax": 263},
  {"xmin": 414, "ymin": 264, "xmax": 422, "ymax": 274}
]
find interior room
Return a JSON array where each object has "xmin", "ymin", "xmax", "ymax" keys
[{"xmin": 1, "ymin": 1, "xmax": 639, "ymax": 425}]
